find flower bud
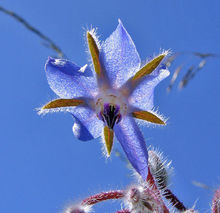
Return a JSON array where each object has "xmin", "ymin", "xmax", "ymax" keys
[
  {"xmin": 148, "ymin": 149, "xmax": 172, "ymax": 190},
  {"xmin": 124, "ymin": 185, "xmax": 165, "ymax": 213}
]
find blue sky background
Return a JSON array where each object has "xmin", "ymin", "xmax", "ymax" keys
[{"xmin": 0, "ymin": 0, "xmax": 219, "ymax": 212}]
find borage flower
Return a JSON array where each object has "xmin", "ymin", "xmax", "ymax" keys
[{"xmin": 39, "ymin": 20, "xmax": 169, "ymax": 180}]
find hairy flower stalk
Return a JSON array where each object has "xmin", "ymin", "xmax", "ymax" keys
[
  {"xmin": 81, "ymin": 190, "xmax": 125, "ymax": 206},
  {"xmin": 148, "ymin": 150, "xmax": 171, "ymax": 190},
  {"xmin": 40, "ymin": 19, "xmax": 169, "ymax": 180},
  {"xmin": 63, "ymin": 169, "xmax": 171, "ymax": 213},
  {"xmin": 146, "ymin": 168, "xmax": 170, "ymax": 213},
  {"xmin": 61, "ymin": 147, "xmax": 211, "ymax": 213},
  {"xmin": 63, "ymin": 191, "xmax": 124, "ymax": 213},
  {"xmin": 163, "ymin": 189, "xmax": 186, "ymax": 211},
  {"xmin": 148, "ymin": 149, "xmax": 187, "ymax": 211}
]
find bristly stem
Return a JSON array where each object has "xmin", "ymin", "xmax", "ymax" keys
[
  {"xmin": 163, "ymin": 189, "xmax": 187, "ymax": 211},
  {"xmin": 147, "ymin": 167, "xmax": 187, "ymax": 212},
  {"xmin": 147, "ymin": 168, "xmax": 170, "ymax": 213},
  {"xmin": 81, "ymin": 190, "xmax": 125, "ymax": 206}
]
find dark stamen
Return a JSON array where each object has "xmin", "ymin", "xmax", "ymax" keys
[{"xmin": 101, "ymin": 104, "xmax": 121, "ymax": 129}]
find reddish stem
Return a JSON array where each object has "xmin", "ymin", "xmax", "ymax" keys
[
  {"xmin": 147, "ymin": 167, "xmax": 158, "ymax": 190},
  {"xmin": 147, "ymin": 163, "xmax": 186, "ymax": 211},
  {"xmin": 81, "ymin": 190, "xmax": 125, "ymax": 206},
  {"xmin": 163, "ymin": 189, "xmax": 186, "ymax": 211},
  {"xmin": 147, "ymin": 168, "xmax": 170, "ymax": 213}
]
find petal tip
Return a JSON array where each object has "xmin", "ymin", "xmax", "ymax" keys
[
  {"xmin": 45, "ymin": 57, "xmax": 56, "ymax": 70},
  {"xmin": 118, "ymin": 18, "xmax": 123, "ymax": 25},
  {"xmin": 72, "ymin": 119, "xmax": 94, "ymax": 141},
  {"xmin": 116, "ymin": 19, "xmax": 126, "ymax": 33},
  {"xmin": 45, "ymin": 57, "xmax": 52, "ymax": 69},
  {"xmin": 161, "ymin": 49, "xmax": 170, "ymax": 57},
  {"xmin": 106, "ymin": 152, "xmax": 111, "ymax": 158},
  {"xmin": 46, "ymin": 56, "xmax": 55, "ymax": 64},
  {"xmin": 87, "ymin": 28, "xmax": 100, "ymax": 49},
  {"xmin": 159, "ymin": 68, "xmax": 170, "ymax": 80},
  {"xmin": 86, "ymin": 31, "xmax": 92, "ymax": 38}
]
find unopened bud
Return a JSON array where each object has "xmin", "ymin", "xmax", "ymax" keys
[
  {"xmin": 148, "ymin": 149, "xmax": 172, "ymax": 190},
  {"xmin": 125, "ymin": 185, "xmax": 165, "ymax": 213},
  {"xmin": 129, "ymin": 187, "xmax": 141, "ymax": 204}
]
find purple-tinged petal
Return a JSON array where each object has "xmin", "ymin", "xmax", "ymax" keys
[
  {"xmin": 45, "ymin": 57, "xmax": 98, "ymax": 99},
  {"xmin": 129, "ymin": 68, "xmax": 169, "ymax": 111},
  {"xmin": 71, "ymin": 106, "xmax": 103, "ymax": 139},
  {"xmin": 72, "ymin": 116, "xmax": 94, "ymax": 141},
  {"xmin": 114, "ymin": 116, "xmax": 148, "ymax": 180},
  {"xmin": 100, "ymin": 20, "xmax": 141, "ymax": 89}
]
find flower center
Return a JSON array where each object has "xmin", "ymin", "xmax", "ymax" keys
[
  {"xmin": 95, "ymin": 94, "xmax": 127, "ymax": 129},
  {"xmin": 99, "ymin": 103, "xmax": 122, "ymax": 129}
]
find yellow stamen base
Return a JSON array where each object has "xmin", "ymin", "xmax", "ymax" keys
[
  {"xmin": 103, "ymin": 126, "xmax": 114, "ymax": 156},
  {"xmin": 132, "ymin": 110, "xmax": 165, "ymax": 125},
  {"xmin": 42, "ymin": 98, "xmax": 84, "ymax": 109}
]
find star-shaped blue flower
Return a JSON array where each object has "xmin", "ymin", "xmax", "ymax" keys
[{"xmin": 40, "ymin": 20, "xmax": 169, "ymax": 180}]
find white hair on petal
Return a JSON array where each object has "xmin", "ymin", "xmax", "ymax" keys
[
  {"xmin": 87, "ymin": 27, "xmax": 101, "ymax": 49},
  {"xmin": 51, "ymin": 58, "xmax": 66, "ymax": 66},
  {"xmin": 160, "ymin": 48, "xmax": 172, "ymax": 57},
  {"xmin": 37, "ymin": 106, "xmax": 76, "ymax": 116},
  {"xmin": 134, "ymin": 107, "xmax": 168, "ymax": 129},
  {"xmin": 141, "ymin": 49, "xmax": 172, "ymax": 69},
  {"xmin": 149, "ymin": 107, "xmax": 169, "ymax": 125},
  {"xmin": 79, "ymin": 64, "xmax": 88, "ymax": 73},
  {"xmin": 83, "ymin": 26, "xmax": 102, "ymax": 72},
  {"xmin": 72, "ymin": 121, "xmax": 81, "ymax": 137}
]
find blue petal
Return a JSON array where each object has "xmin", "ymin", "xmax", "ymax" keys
[
  {"xmin": 114, "ymin": 116, "xmax": 148, "ymax": 180},
  {"xmin": 45, "ymin": 57, "xmax": 98, "ymax": 99},
  {"xmin": 72, "ymin": 116, "xmax": 94, "ymax": 141},
  {"xmin": 129, "ymin": 68, "xmax": 170, "ymax": 111},
  {"xmin": 100, "ymin": 20, "xmax": 141, "ymax": 89},
  {"xmin": 71, "ymin": 106, "xmax": 103, "ymax": 139}
]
